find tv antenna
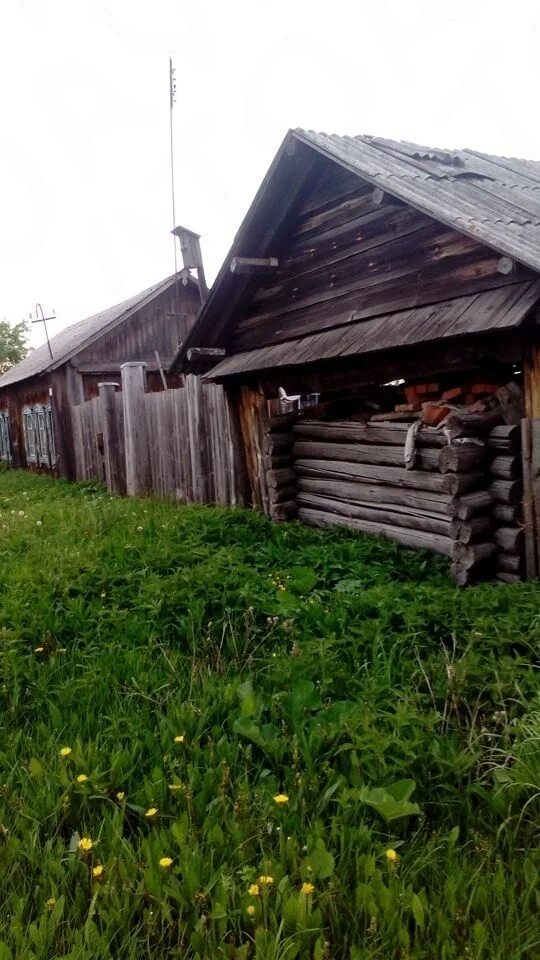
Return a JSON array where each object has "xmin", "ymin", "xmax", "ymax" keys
[{"xmin": 31, "ymin": 303, "xmax": 55, "ymax": 361}]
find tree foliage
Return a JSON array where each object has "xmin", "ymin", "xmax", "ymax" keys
[{"xmin": 0, "ymin": 318, "xmax": 29, "ymax": 373}]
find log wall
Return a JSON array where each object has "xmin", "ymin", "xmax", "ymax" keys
[{"xmin": 293, "ymin": 418, "xmax": 496, "ymax": 585}]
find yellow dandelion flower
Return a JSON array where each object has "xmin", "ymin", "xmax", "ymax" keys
[
  {"xmin": 300, "ymin": 882, "xmax": 315, "ymax": 895},
  {"xmin": 145, "ymin": 806, "xmax": 158, "ymax": 819},
  {"xmin": 248, "ymin": 883, "xmax": 260, "ymax": 896},
  {"xmin": 258, "ymin": 875, "xmax": 274, "ymax": 886},
  {"xmin": 77, "ymin": 774, "xmax": 89, "ymax": 784},
  {"xmin": 159, "ymin": 856, "xmax": 174, "ymax": 869},
  {"xmin": 78, "ymin": 837, "xmax": 93, "ymax": 852},
  {"xmin": 174, "ymin": 735, "xmax": 185, "ymax": 744},
  {"xmin": 273, "ymin": 793, "xmax": 289, "ymax": 805},
  {"xmin": 92, "ymin": 864, "xmax": 104, "ymax": 879},
  {"xmin": 385, "ymin": 848, "xmax": 398, "ymax": 862},
  {"xmin": 59, "ymin": 747, "xmax": 72, "ymax": 758},
  {"xmin": 247, "ymin": 905, "xmax": 256, "ymax": 917},
  {"xmin": 46, "ymin": 897, "xmax": 56, "ymax": 909},
  {"xmin": 116, "ymin": 791, "xmax": 125, "ymax": 802}
]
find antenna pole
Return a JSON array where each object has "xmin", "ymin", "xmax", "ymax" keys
[
  {"xmin": 32, "ymin": 303, "xmax": 55, "ymax": 361},
  {"xmin": 169, "ymin": 58, "xmax": 178, "ymax": 276}
]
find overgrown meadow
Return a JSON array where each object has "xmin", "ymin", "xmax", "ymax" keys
[{"xmin": 0, "ymin": 470, "xmax": 538, "ymax": 960}]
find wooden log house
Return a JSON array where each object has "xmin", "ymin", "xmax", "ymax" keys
[
  {"xmin": 171, "ymin": 129, "xmax": 540, "ymax": 582},
  {"xmin": 0, "ymin": 274, "xmax": 199, "ymax": 479}
]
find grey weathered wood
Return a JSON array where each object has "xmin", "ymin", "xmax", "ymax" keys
[
  {"xmin": 230, "ymin": 257, "xmax": 279, "ymax": 275},
  {"xmin": 266, "ymin": 467, "xmax": 296, "ymax": 488},
  {"xmin": 496, "ymin": 256, "xmax": 515, "ymax": 275},
  {"xmin": 293, "ymin": 439, "xmax": 439, "ymax": 470},
  {"xmin": 263, "ymin": 432, "xmax": 294, "ymax": 454},
  {"xmin": 493, "ymin": 502, "xmax": 521, "ymax": 524},
  {"xmin": 268, "ymin": 413, "xmax": 299, "ymax": 432},
  {"xmin": 497, "ymin": 553, "xmax": 522, "ymax": 573},
  {"xmin": 98, "ymin": 382, "xmax": 125, "ymax": 495},
  {"xmin": 122, "ymin": 362, "xmax": 151, "ymax": 497},
  {"xmin": 489, "ymin": 455, "xmax": 521, "ymax": 479},
  {"xmin": 521, "ymin": 417, "xmax": 538, "ymax": 580},
  {"xmin": 494, "ymin": 526, "xmax": 524, "ymax": 553},
  {"xmin": 496, "ymin": 571, "xmax": 521, "ymax": 584},
  {"xmin": 452, "ymin": 541, "xmax": 496, "ymax": 569},
  {"xmin": 438, "ymin": 443, "xmax": 485, "ymax": 474},
  {"xmin": 294, "ymin": 457, "xmax": 482, "ymax": 494},
  {"xmin": 294, "ymin": 420, "xmax": 446, "ymax": 447},
  {"xmin": 298, "ymin": 506, "xmax": 454, "ymax": 556},
  {"xmin": 450, "ymin": 490, "xmax": 493, "ymax": 519},
  {"xmin": 489, "ymin": 479, "xmax": 522, "ymax": 504},
  {"xmin": 269, "ymin": 500, "xmax": 297, "ymax": 520},
  {"xmin": 186, "ymin": 347, "xmax": 226, "ymax": 361},
  {"xmin": 297, "ymin": 491, "xmax": 452, "ymax": 535},
  {"xmin": 370, "ymin": 411, "xmax": 421, "ymax": 422},
  {"xmin": 449, "ymin": 516, "xmax": 491, "ymax": 543},
  {"xmin": 185, "ymin": 374, "xmax": 207, "ymax": 502},
  {"xmin": 269, "ymin": 484, "xmax": 297, "ymax": 505},
  {"xmin": 445, "ymin": 410, "xmax": 504, "ymax": 438},
  {"xmin": 297, "ymin": 476, "xmax": 452, "ymax": 515}
]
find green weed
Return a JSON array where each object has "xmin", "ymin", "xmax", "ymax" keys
[{"xmin": 0, "ymin": 470, "xmax": 538, "ymax": 958}]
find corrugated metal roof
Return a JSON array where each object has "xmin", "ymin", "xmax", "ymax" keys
[
  {"xmin": 295, "ymin": 131, "xmax": 540, "ymax": 273},
  {"xmin": 0, "ymin": 274, "xmax": 185, "ymax": 389},
  {"xmin": 206, "ymin": 280, "xmax": 540, "ymax": 379}
]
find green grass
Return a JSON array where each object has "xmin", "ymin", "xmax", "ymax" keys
[{"xmin": 0, "ymin": 469, "xmax": 538, "ymax": 960}]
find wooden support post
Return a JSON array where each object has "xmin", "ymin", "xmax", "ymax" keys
[
  {"xmin": 99, "ymin": 382, "xmax": 125, "ymax": 496},
  {"xmin": 121, "ymin": 362, "xmax": 151, "ymax": 497}
]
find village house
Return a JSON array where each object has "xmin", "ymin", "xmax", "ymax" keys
[
  {"xmin": 0, "ymin": 273, "xmax": 199, "ymax": 479},
  {"xmin": 172, "ymin": 129, "xmax": 540, "ymax": 583}
]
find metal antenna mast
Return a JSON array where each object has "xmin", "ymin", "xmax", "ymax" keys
[
  {"xmin": 169, "ymin": 57, "xmax": 178, "ymax": 277},
  {"xmin": 32, "ymin": 303, "xmax": 55, "ymax": 361}
]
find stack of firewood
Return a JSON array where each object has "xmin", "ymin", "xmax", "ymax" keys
[{"xmin": 487, "ymin": 424, "xmax": 524, "ymax": 583}]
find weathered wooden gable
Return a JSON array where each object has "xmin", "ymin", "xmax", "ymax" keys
[{"xmin": 230, "ymin": 156, "xmax": 535, "ymax": 355}]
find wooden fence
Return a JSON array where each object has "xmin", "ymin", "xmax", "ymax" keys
[{"xmin": 71, "ymin": 366, "xmax": 244, "ymax": 505}]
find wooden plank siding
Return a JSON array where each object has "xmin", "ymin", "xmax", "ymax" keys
[
  {"xmin": 230, "ymin": 159, "xmax": 535, "ymax": 354},
  {"xmin": 68, "ymin": 378, "xmax": 246, "ymax": 507}
]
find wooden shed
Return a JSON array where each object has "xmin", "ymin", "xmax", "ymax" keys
[
  {"xmin": 0, "ymin": 273, "xmax": 199, "ymax": 478},
  {"xmin": 172, "ymin": 129, "xmax": 540, "ymax": 583}
]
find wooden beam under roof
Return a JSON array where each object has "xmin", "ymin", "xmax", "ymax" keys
[{"xmin": 230, "ymin": 257, "xmax": 279, "ymax": 275}]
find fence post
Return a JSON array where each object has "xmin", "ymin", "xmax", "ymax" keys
[
  {"xmin": 98, "ymin": 382, "xmax": 125, "ymax": 495},
  {"xmin": 121, "ymin": 362, "xmax": 151, "ymax": 497},
  {"xmin": 186, "ymin": 374, "xmax": 208, "ymax": 502}
]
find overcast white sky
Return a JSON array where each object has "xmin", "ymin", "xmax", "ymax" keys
[{"xmin": 1, "ymin": 0, "xmax": 539, "ymax": 348}]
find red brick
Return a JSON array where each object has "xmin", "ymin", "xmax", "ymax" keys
[
  {"xmin": 470, "ymin": 383, "xmax": 500, "ymax": 395},
  {"xmin": 404, "ymin": 385, "xmax": 419, "ymax": 404},
  {"xmin": 441, "ymin": 386, "xmax": 463, "ymax": 402},
  {"xmin": 422, "ymin": 404, "xmax": 450, "ymax": 426}
]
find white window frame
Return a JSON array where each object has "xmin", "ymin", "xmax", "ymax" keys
[
  {"xmin": 44, "ymin": 403, "xmax": 57, "ymax": 466},
  {"xmin": 0, "ymin": 410, "xmax": 11, "ymax": 462},
  {"xmin": 22, "ymin": 406, "xmax": 37, "ymax": 463}
]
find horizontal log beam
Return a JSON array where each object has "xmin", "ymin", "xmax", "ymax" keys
[
  {"xmin": 438, "ymin": 443, "xmax": 485, "ymax": 474},
  {"xmin": 294, "ymin": 458, "xmax": 483, "ymax": 494},
  {"xmin": 489, "ymin": 455, "xmax": 521, "ymax": 479},
  {"xmin": 298, "ymin": 507, "xmax": 454, "ymax": 556},
  {"xmin": 186, "ymin": 347, "xmax": 226, "ymax": 361},
  {"xmin": 452, "ymin": 541, "xmax": 496, "ymax": 569},
  {"xmin": 297, "ymin": 491, "xmax": 452, "ymax": 536},
  {"xmin": 293, "ymin": 439, "xmax": 440, "ymax": 470},
  {"xmin": 489, "ymin": 479, "xmax": 523, "ymax": 503},
  {"xmin": 294, "ymin": 419, "xmax": 447, "ymax": 447},
  {"xmin": 449, "ymin": 516, "xmax": 492, "ymax": 543},
  {"xmin": 297, "ymin": 476, "xmax": 452, "ymax": 515},
  {"xmin": 494, "ymin": 526, "xmax": 524, "ymax": 553},
  {"xmin": 230, "ymin": 257, "xmax": 279, "ymax": 275},
  {"xmin": 493, "ymin": 502, "xmax": 521, "ymax": 524},
  {"xmin": 497, "ymin": 553, "xmax": 522, "ymax": 573},
  {"xmin": 450, "ymin": 490, "xmax": 493, "ymax": 519}
]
